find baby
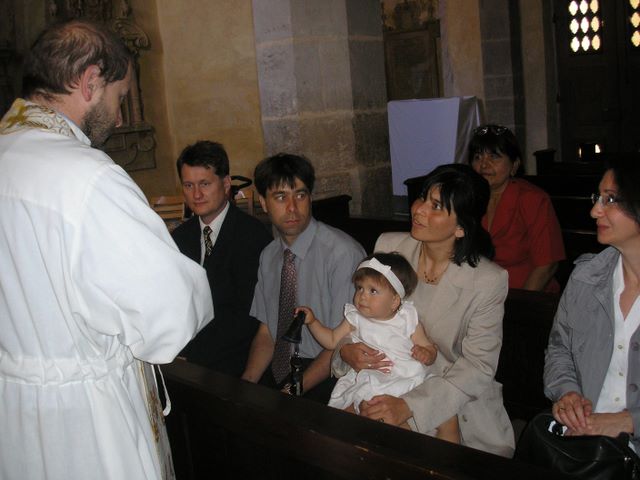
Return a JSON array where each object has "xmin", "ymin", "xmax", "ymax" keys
[{"xmin": 297, "ymin": 252, "xmax": 459, "ymax": 443}]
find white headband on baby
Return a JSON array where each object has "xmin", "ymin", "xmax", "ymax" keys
[{"xmin": 356, "ymin": 257, "xmax": 406, "ymax": 298}]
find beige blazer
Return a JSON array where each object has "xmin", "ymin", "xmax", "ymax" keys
[{"xmin": 334, "ymin": 232, "xmax": 514, "ymax": 457}]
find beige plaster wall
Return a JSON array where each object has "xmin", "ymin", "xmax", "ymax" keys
[
  {"xmin": 153, "ymin": 0, "xmax": 265, "ymax": 183},
  {"xmin": 439, "ymin": 0, "xmax": 484, "ymax": 100},
  {"xmin": 129, "ymin": 0, "xmax": 177, "ymax": 196},
  {"xmin": 128, "ymin": 0, "xmax": 265, "ymax": 197}
]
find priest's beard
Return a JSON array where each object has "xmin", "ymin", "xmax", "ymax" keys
[{"xmin": 82, "ymin": 98, "xmax": 117, "ymax": 147}]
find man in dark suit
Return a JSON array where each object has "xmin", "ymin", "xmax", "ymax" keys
[{"xmin": 172, "ymin": 141, "xmax": 271, "ymax": 376}]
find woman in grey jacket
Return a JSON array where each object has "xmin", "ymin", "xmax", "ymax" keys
[{"xmin": 544, "ymin": 156, "xmax": 640, "ymax": 447}]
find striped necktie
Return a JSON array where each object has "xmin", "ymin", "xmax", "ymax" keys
[{"xmin": 203, "ymin": 225, "xmax": 213, "ymax": 257}]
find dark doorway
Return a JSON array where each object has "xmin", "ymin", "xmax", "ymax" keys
[{"xmin": 554, "ymin": 0, "xmax": 640, "ymax": 160}]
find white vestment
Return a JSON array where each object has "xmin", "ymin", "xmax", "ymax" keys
[
  {"xmin": 0, "ymin": 99, "xmax": 214, "ymax": 480},
  {"xmin": 329, "ymin": 302, "xmax": 430, "ymax": 412}
]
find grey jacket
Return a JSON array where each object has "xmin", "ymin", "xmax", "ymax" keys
[{"xmin": 544, "ymin": 246, "xmax": 640, "ymax": 446}]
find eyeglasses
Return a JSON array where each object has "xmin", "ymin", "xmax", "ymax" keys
[
  {"xmin": 591, "ymin": 193, "xmax": 620, "ymax": 207},
  {"xmin": 473, "ymin": 125, "xmax": 511, "ymax": 136}
]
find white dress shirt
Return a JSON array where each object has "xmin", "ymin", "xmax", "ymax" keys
[{"xmin": 596, "ymin": 255, "xmax": 640, "ymax": 413}]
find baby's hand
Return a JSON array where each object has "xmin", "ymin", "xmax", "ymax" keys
[
  {"xmin": 294, "ymin": 306, "xmax": 316, "ymax": 325},
  {"xmin": 412, "ymin": 344, "xmax": 437, "ymax": 365}
]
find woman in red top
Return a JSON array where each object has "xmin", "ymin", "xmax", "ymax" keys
[{"xmin": 468, "ymin": 125, "xmax": 565, "ymax": 291}]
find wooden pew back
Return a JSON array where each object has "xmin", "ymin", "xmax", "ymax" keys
[
  {"xmin": 497, "ymin": 289, "xmax": 559, "ymax": 423},
  {"xmin": 163, "ymin": 361, "xmax": 569, "ymax": 479}
]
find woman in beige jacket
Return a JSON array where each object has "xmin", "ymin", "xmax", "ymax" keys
[{"xmin": 333, "ymin": 164, "xmax": 514, "ymax": 457}]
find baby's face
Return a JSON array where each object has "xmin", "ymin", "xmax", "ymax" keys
[{"xmin": 353, "ymin": 277, "xmax": 399, "ymax": 320}]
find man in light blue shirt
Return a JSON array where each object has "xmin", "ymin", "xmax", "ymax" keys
[{"xmin": 241, "ymin": 153, "xmax": 365, "ymax": 402}]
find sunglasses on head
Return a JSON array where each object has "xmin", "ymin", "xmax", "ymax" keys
[{"xmin": 473, "ymin": 125, "xmax": 511, "ymax": 136}]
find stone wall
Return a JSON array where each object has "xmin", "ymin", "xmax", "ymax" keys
[
  {"xmin": 478, "ymin": 0, "xmax": 524, "ymax": 134},
  {"xmin": 252, "ymin": 0, "xmax": 391, "ymax": 216},
  {"xmin": 520, "ymin": 0, "xmax": 556, "ymax": 173},
  {"xmin": 5, "ymin": 0, "xmax": 555, "ymax": 200},
  {"xmin": 439, "ymin": 0, "xmax": 484, "ymax": 100},
  {"xmin": 131, "ymin": 0, "xmax": 556, "ymax": 191},
  {"xmin": 476, "ymin": 0, "xmax": 554, "ymax": 172}
]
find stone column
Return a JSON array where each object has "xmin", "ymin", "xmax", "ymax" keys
[
  {"xmin": 252, "ymin": 0, "xmax": 391, "ymax": 216},
  {"xmin": 478, "ymin": 0, "xmax": 525, "ymax": 145}
]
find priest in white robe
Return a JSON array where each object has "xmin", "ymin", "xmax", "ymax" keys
[{"xmin": 0, "ymin": 20, "xmax": 213, "ymax": 479}]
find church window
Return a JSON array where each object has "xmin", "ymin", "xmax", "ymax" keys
[
  {"xmin": 567, "ymin": 0, "xmax": 602, "ymax": 53},
  {"xmin": 630, "ymin": 1, "xmax": 640, "ymax": 47}
]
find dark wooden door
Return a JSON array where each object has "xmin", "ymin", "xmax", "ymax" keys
[{"xmin": 554, "ymin": 0, "xmax": 640, "ymax": 159}]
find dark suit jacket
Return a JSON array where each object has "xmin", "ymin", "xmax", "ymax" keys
[{"xmin": 172, "ymin": 203, "xmax": 271, "ymax": 376}]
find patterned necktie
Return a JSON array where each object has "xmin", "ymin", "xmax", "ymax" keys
[
  {"xmin": 272, "ymin": 249, "xmax": 297, "ymax": 384},
  {"xmin": 203, "ymin": 225, "xmax": 213, "ymax": 257}
]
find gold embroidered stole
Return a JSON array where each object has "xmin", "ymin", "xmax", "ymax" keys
[
  {"xmin": 139, "ymin": 363, "xmax": 176, "ymax": 480},
  {"xmin": 0, "ymin": 98, "xmax": 73, "ymax": 137}
]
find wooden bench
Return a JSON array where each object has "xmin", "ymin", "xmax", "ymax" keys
[
  {"xmin": 162, "ymin": 287, "xmax": 564, "ymax": 478},
  {"xmin": 163, "ymin": 360, "xmax": 570, "ymax": 479}
]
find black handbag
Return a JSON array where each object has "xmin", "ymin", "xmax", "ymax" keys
[{"xmin": 515, "ymin": 412, "xmax": 640, "ymax": 479}]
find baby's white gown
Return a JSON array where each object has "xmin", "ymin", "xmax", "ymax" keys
[{"xmin": 329, "ymin": 302, "xmax": 430, "ymax": 412}]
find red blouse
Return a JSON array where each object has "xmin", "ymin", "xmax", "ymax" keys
[{"xmin": 483, "ymin": 179, "xmax": 565, "ymax": 292}]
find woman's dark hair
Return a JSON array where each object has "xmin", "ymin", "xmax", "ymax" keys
[
  {"xmin": 254, "ymin": 153, "xmax": 315, "ymax": 196},
  {"xmin": 352, "ymin": 252, "xmax": 418, "ymax": 298},
  {"xmin": 418, "ymin": 163, "xmax": 494, "ymax": 267},
  {"xmin": 467, "ymin": 124, "xmax": 524, "ymax": 175},
  {"xmin": 605, "ymin": 154, "xmax": 640, "ymax": 226},
  {"xmin": 23, "ymin": 19, "xmax": 132, "ymax": 101}
]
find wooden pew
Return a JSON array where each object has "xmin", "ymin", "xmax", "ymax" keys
[
  {"xmin": 339, "ymin": 216, "xmax": 410, "ymax": 254},
  {"xmin": 523, "ymin": 174, "xmax": 600, "ymax": 232},
  {"xmin": 497, "ymin": 289, "xmax": 560, "ymax": 424},
  {"xmin": 312, "ymin": 195, "xmax": 353, "ymax": 232},
  {"xmin": 163, "ymin": 360, "xmax": 570, "ymax": 479},
  {"xmin": 556, "ymin": 229, "xmax": 604, "ymax": 287},
  {"xmin": 162, "ymin": 289, "xmax": 566, "ymax": 478}
]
